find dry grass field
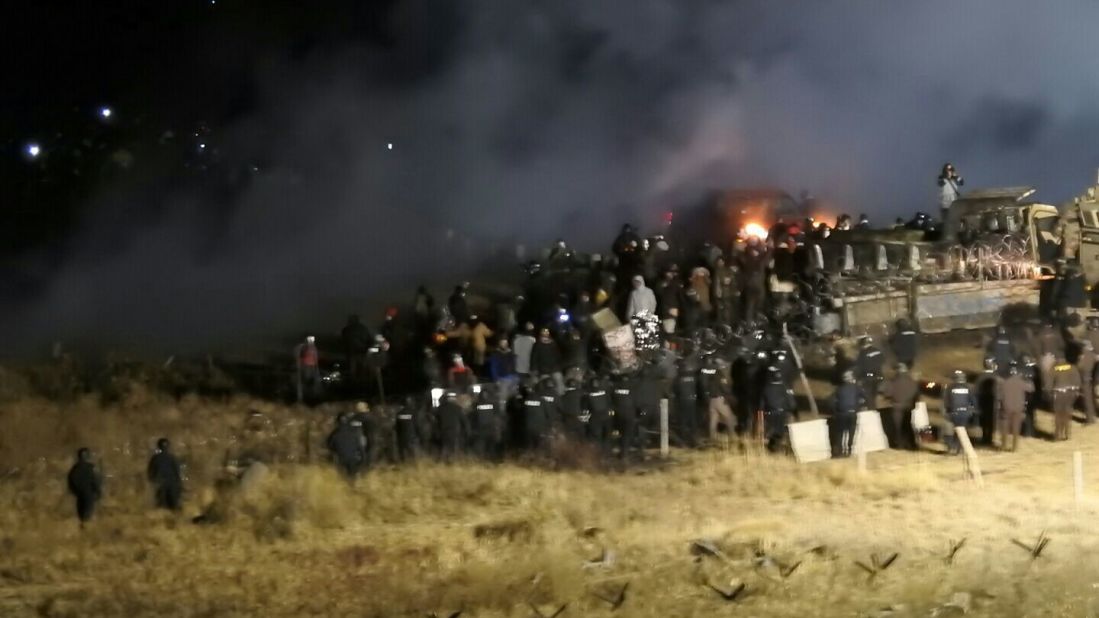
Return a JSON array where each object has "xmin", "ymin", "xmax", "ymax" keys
[{"xmin": 3, "ymin": 333, "xmax": 1099, "ymax": 617}]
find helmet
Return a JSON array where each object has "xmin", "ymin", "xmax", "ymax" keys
[
  {"xmin": 952, "ymin": 370, "xmax": 966, "ymax": 383},
  {"xmin": 1008, "ymin": 362, "xmax": 1020, "ymax": 376},
  {"xmin": 842, "ymin": 370, "xmax": 856, "ymax": 383},
  {"xmin": 996, "ymin": 325, "xmax": 1007, "ymax": 337},
  {"xmin": 860, "ymin": 336, "xmax": 873, "ymax": 347},
  {"xmin": 895, "ymin": 363, "xmax": 908, "ymax": 374}
]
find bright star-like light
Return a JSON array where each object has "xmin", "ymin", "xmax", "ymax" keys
[
  {"xmin": 99, "ymin": 107, "xmax": 113, "ymax": 119},
  {"xmin": 25, "ymin": 143, "xmax": 41, "ymax": 159},
  {"xmin": 387, "ymin": 143, "xmax": 393, "ymax": 150}
]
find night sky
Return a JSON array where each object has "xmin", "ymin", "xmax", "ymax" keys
[{"xmin": 4, "ymin": 1, "xmax": 1099, "ymax": 357}]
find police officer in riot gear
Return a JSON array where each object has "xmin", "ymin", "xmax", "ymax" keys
[
  {"xmin": 1077, "ymin": 339, "xmax": 1097, "ymax": 425},
  {"xmin": 673, "ymin": 359, "xmax": 701, "ymax": 447},
  {"xmin": 584, "ymin": 377, "xmax": 613, "ymax": 453},
  {"xmin": 521, "ymin": 385, "xmax": 550, "ymax": 452},
  {"xmin": 559, "ymin": 378, "xmax": 585, "ymax": 439},
  {"xmin": 760, "ymin": 366, "xmax": 796, "ymax": 452},
  {"xmin": 985, "ymin": 326, "xmax": 1015, "ymax": 378},
  {"xmin": 395, "ymin": 395, "xmax": 420, "ymax": 463},
  {"xmin": 1020, "ymin": 355, "xmax": 1040, "ymax": 437},
  {"xmin": 611, "ymin": 374, "xmax": 640, "ymax": 459},
  {"xmin": 889, "ymin": 318, "xmax": 919, "ymax": 368},
  {"xmin": 471, "ymin": 387, "xmax": 503, "ymax": 460},
  {"xmin": 700, "ymin": 355, "xmax": 736, "ymax": 443},
  {"xmin": 436, "ymin": 391, "xmax": 468, "ymax": 461},
  {"xmin": 855, "ymin": 336, "xmax": 885, "ymax": 408},
  {"xmin": 325, "ymin": 411, "xmax": 364, "ymax": 472},
  {"xmin": 832, "ymin": 371, "xmax": 863, "ymax": 457},
  {"xmin": 976, "ymin": 358, "xmax": 1000, "ymax": 446},
  {"xmin": 943, "ymin": 370, "xmax": 976, "ymax": 455},
  {"xmin": 1051, "ymin": 354, "xmax": 1081, "ymax": 441}
]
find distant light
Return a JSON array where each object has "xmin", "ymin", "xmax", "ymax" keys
[
  {"xmin": 99, "ymin": 107, "xmax": 113, "ymax": 119},
  {"xmin": 387, "ymin": 143, "xmax": 393, "ymax": 150},
  {"xmin": 743, "ymin": 222, "xmax": 769, "ymax": 240},
  {"xmin": 25, "ymin": 143, "xmax": 41, "ymax": 159},
  {"xmin": 198, "ymin": 143, "xmax": 206, "ymax": 151}
]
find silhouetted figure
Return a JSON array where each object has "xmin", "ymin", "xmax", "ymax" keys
[
  {"xmin": 147, "ymin": 438, "xmax": 183, "ymax": 511},
  {"xmin": 67, "ymin": 448, "xmax": 102, "ymax": 525}
]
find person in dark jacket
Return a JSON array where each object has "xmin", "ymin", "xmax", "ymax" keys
[
  {"xmin": 67, "ymin": 448, "xmax": 102, "ymax": 525},
  {"xmin": 883, "ymin": 363, "xmax": 919, "ymax": 449},
  {"xmin": 341, "ymin": 314, "xmax": 372, "ymax": 384},
  {"xmin": 448, "ymin": 284, "xmax": 470, "ymax": 324},
  {"xmin": 531, "ymin": 328, "xmax": 564, "ymax": 392},
  {"xmin": 832, "ymin": 370, "xmax": 864, "ymax": 457},
  {"xmin": 562, "ymin": 329, "xmax": 589, "ymax": 381},
  {"xmin": 326, "ymin": 414, "xmax": 366, "ymax": 477},
  {"xmin": 996, "ymin": 363, "xmax": 1033, "ymax": 451},
  {"xmin": 147, "ymin": 438, "xmax": 184, "ymax": 511}
]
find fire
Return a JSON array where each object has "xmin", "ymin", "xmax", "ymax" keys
[{"xmin": 742, "ymin": 222, "xmax": 769, "ymax": 240}]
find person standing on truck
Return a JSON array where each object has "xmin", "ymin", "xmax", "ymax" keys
[{"xmin": 938, "ymin": 162, "xmax": 964, "ymax": 212}]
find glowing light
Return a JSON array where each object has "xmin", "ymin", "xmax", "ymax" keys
[
  {"xmin": 742, "ymin": 222, "xmax": 768, "ymax": 240},
  {"xmin": 387, "ymin": 143, "xmax": 393, "ymax": 150},
  {"xmin": 25, "ymin": 143, "xmax": 41, "ymax": 159},
  {"xmin": 198, "ymin": 143, "xmax": 206, "ymax": 151},
  {"xmin": 99, "ymin": 107, "xmax": 112, "ymax": 119}
]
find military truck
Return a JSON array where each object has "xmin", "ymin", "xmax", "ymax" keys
[{"xmin": 796, "ymin": 186, "xmax": 1065, "ymax": 337}]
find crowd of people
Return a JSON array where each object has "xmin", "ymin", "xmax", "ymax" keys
[{"xmin": 67, "ymin": 161, "xmax": 1099, "ymax": 521}]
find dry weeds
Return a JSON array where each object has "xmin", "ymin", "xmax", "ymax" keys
[{"xmin": 3, "ymin": 338, "xmax": 1099, "ymax": 616}]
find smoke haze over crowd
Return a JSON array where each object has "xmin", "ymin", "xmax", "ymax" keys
[{"xmin": 5, "ymin": 0, "xmax": 1099, "ymax": 357}]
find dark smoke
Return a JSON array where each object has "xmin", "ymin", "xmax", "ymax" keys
[{"xmin": 6, "ymin": 0, "xmax": 1099, "ymax": 358}]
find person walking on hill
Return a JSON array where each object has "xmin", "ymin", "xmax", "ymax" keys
[
  {"xmin": 147, "ymin": 438, "xmax": 183, "ymax": 511},
  {"xmin": 67, "ymin": 448, "xmax": 102, "ymax": 526}
]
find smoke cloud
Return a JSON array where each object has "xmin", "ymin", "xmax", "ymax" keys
[{"xmin": 6, "ymin": 0, "xmax": 1099, "ymax": 357}]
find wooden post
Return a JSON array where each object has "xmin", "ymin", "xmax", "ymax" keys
[
  {"xmin": 1074, "ymin": 451, "xmax": 1084, "ymax": 505},
  {"xmin": 955, "ymin": 427, "xmax": 984, "ymax": 487},
  {"xmin": 659, "ymin": 399, "xmax": 670, "ymax": 457},
  {"xmin": 782, "ymin": 323, "xmax": 820, "ymax": 419}
]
